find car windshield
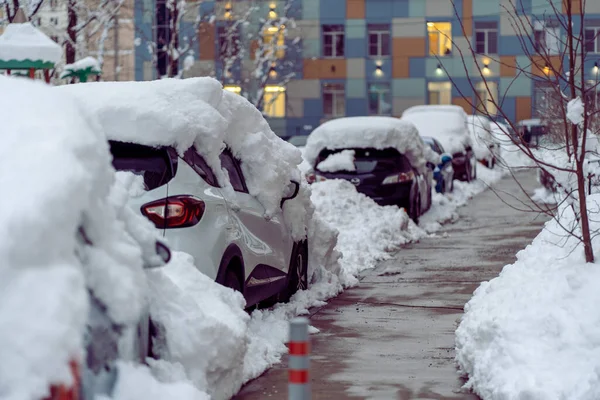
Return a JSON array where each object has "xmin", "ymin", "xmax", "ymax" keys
[
  {"xmin": 316, "ymin": 148, "xmax": 411, "ymax": 174},
  {"xmin": 109, "ymin": 141, "xmax": 176, "ymax": 191}
]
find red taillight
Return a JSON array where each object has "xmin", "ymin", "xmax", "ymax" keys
[
  {"xmin": 306, "ymin": 173, "xmax": 316, "ymax": 184},
  {"xmin": 45, "ymin": 360, "xmax": 80, "ymax": 400},
  {"xmin": 141, "ymin": 195, "xmax": 205, "ymax": 228}
]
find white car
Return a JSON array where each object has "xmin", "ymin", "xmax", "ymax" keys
[
  {"xmin": 466, "ymin": 114, "xmax": 501, "ymax": 168},
  {"xmin": 57, "ymin": 79, "xmax": 309, "ymax": 309},
  {"xmin": 109, "ymin": 141, "xmax": 306, "ymax": 307},
  {"xmin": 402, "ymin": 105, "xmax": 477, "ymax": 182}
]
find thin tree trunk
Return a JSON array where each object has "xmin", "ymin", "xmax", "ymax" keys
[
  {"xmin": 66, "ymin": 0, "xmax": 77, "ymax": 64},
  {"xmin": 113, "ymin": 12, "xmax": 119, "ymax": 80}
]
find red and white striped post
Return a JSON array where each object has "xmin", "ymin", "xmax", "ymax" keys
[{"xmin": 288, "ymin": 317, "xmax": 311, "ymax": 400}]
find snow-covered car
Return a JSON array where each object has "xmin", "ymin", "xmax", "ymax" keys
[
  {"xmin": 57, "ymin": 78, "xmax": 311, "ymax": 309},
  {"xmin": 1, "ymin": 76, "xmax": 174, "ymax": 400},
  {"xmin": 422, "ymin": 136, "xmax": 454, "ymax": 194},
  {"xmin": 402, "ymin": 105, "xmax": 477, "ymax": 182},
  {"xmin": 517, "ymin": 118, "xmax": 548, "ymax": 147},
  {"xmin": 466, "ymin": 114, "xmax": 501, "ymax": 168},
  {"xmin": 303, "ymin": 116, "xmax": 438, "ymax": 223}
]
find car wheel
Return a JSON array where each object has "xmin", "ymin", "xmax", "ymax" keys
[{"xmin": 281, "ymin": 242, "xmax": 308, "ymax": 302}]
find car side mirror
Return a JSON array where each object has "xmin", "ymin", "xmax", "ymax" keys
[
  {"xmin": 441, "ymin": 154, "xmax": 452, "ymax": 164},
  {"xmin": 281, "ymin": 180, "xmax": 300, "ymax": 207}
]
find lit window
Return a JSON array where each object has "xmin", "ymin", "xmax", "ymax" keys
[
  {"xmin": 427, "ymin": 22, "xmax": 452, "ymax": 56},
  {"xmin": 263, "ymin": 25, "xmax": 285, "ymax": 59},
  {"xmin": 224, "ymin": 85, "xmax": 241, "ymax": 94},
  {"xmin": 263, "ymin": 86, "xmax": 286, "ymax": 117},
  {"xmin": 475, "ymin": 81, "xmax": 498, "ymax": 115},
  {"xmin": 428, "ymin": 81, "xmax": 452, "ymax": 105}
]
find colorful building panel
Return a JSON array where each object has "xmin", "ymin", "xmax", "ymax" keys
[{"xmin": 133, "ymin": 0, "xmax": 600, "ymax": 137}]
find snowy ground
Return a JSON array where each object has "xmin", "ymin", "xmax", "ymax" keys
[{"xmin": 456, "ymin": 193, "xmax": 600, "ymax": 400}]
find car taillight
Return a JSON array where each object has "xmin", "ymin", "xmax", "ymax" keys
[
  {"xmin": 382, "ymin": 171, "xmax": 415, "ymax": 185},
  {"xmin": 141, "ymin": 195, "xmax": 205, "ymax": 229},
  {"xmin": 44, "ymin": 360, "xmax": 80, "ymax": 400},
  {"xmin": 306, "ymin": 173, "xmax": 327, "ymax": 184}
]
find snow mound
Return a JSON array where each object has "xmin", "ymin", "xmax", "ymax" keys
[
  {"xmin": 402, "ymin": 105, "xmax": 471, "ymax": 155},
  {"xmin": 146, "ymin": 252, "xmax": 249, "ymax": 400},
  {"xmin": 0, "ymin": 22, "xmax": 62, "ymax": 64},
  {"xmin": 317, "ymin": 149, "xmax": 356, "ymax": 172},
  {"xmin": 567, "ymin": 97, "xmax": 584, "ymax": 126},
  {"xmin": 310, "ymin": 179, "xmax": 426, "ymax": 279},
  {"xmin": 304, "ymin": 116, "xmax": 439, "ymax": 175},
  {"xmin": 456, "ymin": 193, "xmax": 600, "ymax": 400},
  {"xmin": 61, "ymin": 56, "xmax": 102, "ymax": 78},
  {"xmin": 56, "ymin": 78, "xmax": 308, "ymax": 239}
]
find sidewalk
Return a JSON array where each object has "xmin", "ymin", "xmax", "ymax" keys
[{"xmin": 234, "ymin": 170, "xmax": 547, "ymax": 400}]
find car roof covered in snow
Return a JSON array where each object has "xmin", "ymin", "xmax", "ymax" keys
[
  {"xmin": 518, "ymin": 118, "xmax": 543, "ymax": 127},
  {"xmin": 55, "ymin": 77, "xmax": 311, "ymax": 240},
  {"xmin": 401, "ymin": 105, "xmax": 472, "ymax": 155},
  {"xmin": 304, "ymin": 116, "xmax": 439, "ymax": 174}
]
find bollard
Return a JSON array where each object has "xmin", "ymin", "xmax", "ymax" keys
[{"xmin": 288, "ymin": 317, "xmax": 311, "ymax": 400}]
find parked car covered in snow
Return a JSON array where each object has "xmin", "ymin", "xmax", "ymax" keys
[
  {"xmin": 57, "ymin": 78, "xmax": 311, "ymax": 309},
  {"xmin": 303, "ymin": 116, "xmax": 439, "ymax": 223},
  {"xmin": 1, "ymin": 76, "xmax": 175, "ymax": 400},
  {"xmin": 466, "ymin": 114, "xmax": 501, "ymax": 168},
  {"xmin": 402, "ymin": 105, "xmax": 477, "ymax": 182},
  {"xmin": 422, "ymin": 136, "xmax": 454, "ymax": 193},
  {"xmin": 517, "ymin": 118, "xmax": 548, "ymax": 147}
]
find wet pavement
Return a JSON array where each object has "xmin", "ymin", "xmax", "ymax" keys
[{"xmin": 234, "ymin": 170, "xmax": 548, "ymax": 400}]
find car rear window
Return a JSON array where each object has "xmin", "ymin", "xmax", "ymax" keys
[
  {"xmin": 316, "ymin": 148, "xmax": 411, "ymax": 174},
  {"xmin": 109, "ymin": 141, "xmax": 177, "ymax": 191}
]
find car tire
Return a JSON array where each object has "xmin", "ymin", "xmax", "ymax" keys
[{"xmin": 281, "ymin": 241, "xmax": 308, "ymax": 303}]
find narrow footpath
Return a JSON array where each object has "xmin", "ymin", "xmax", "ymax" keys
[{"xmin": 234, "ymin": 169, "xmax": 548, "ymax": 400}]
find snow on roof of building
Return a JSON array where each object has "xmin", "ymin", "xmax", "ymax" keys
[
  {"xmin": 303, "ymin": 116, "xmax": 438, "ymax": 174},
  {"xmin": 0, "ymin": 22, "xmax": 62, "ymax": 65}
]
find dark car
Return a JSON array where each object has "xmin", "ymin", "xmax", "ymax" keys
[
  {"xmin": 310, "ymin": 147, "xmax": 433, "ymax": 223},
  {"xmin": 422, "ymin": 136, "xmax": 454, "ymax": 193}
]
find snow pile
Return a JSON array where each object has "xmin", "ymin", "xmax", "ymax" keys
[
  {"xmin": 316, "ymin": 149, "xmax": 356, "ymax": 172},
  {"xmin": 402, "ymin": 105, "xmax": 472, "ymax": 155},
  {"xmin": 56, "ymin": 78, "xmax": 308, "ymax": 239},
  {"xmin": 310, "ymin": 179, "xmax": 426, "ymax": 281},
  {"xmin": 0, "ymin": 22, "xmax": 62, "ymax": 63},
  {"xmin": 0, "ymin": 76, "xmax": 205, "ymax": 400},
  {"xmin": 146, "ymin": 253, "xmax": 249, "ymax": 400},
  {"xmin": 304, "ymin": 116, "xmax": 440, "ymax": 175},
  {"xmin": 456, "ymin": 193, "xmax": 600, "ymax": 400}
]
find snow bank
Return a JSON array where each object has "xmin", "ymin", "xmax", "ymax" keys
[
  {"xmin": 304, "ymin": 116, "xmax": 439, "ymax": 175},
  {"xmin": 402, "ymin": 105, "xmax": 471, "ymax": 155},
  {"xmin": 0, "ymin": 22, "xmax": 62, "ymax": 63},
  {"xmin": 456, "ymin": 193, "xmax": 600, "ymax": 399},
  {"xmin": 56, "ymin": 78, "xmax": 308, "ymax": 239}
]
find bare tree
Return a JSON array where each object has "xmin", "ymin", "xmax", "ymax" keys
[{"xmin": 447, "ymin": 0, "xmax": 599, "ymax": 262}]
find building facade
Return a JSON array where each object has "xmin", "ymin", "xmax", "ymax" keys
[{"xmin": 133, "ymin": 0, "xmax": 600, "ymax": 137}]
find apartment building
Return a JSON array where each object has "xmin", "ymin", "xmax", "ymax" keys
[{"xmin": 134, "ymin": 0, "xmax": 600, "ymax": 137}]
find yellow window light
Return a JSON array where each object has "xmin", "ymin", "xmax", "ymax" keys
[
  {"xmin": 265, "ymin": 85, "xmax": 286, "ymax": 92},
  {"xmin": 224, "ymin": 85, "xmax": 241, "ymax": 94}
]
